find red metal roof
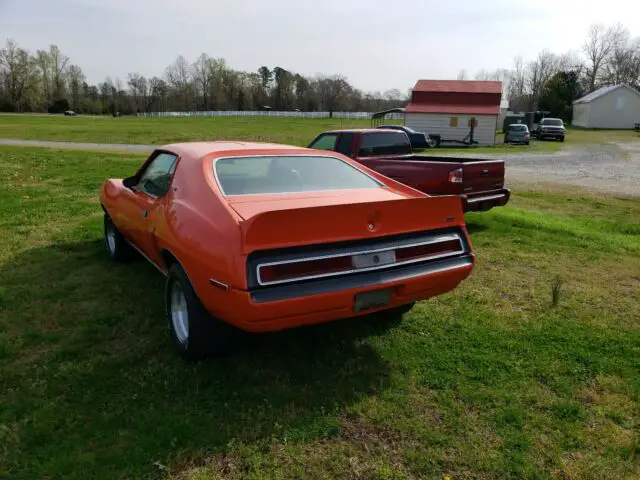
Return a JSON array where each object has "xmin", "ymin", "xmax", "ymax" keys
[
  {"xmin": 412, "ymin": 80, "xmax": 502, "ymax": 94},
  {"xmin": 405, "ymin": 103, "xmax": 500, "ymax": 115},
  {"xmin": 406, "ymin": 79, "xmax": 502, "ymax": 116}
]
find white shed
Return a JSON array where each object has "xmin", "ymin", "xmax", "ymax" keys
[
  {"xmin": 404, "ymin": 80, "xmax": 502, "ymax": 146},
  {"xmin": 572, "ymin": 84, "xmax": 640, "ymax": 129}
]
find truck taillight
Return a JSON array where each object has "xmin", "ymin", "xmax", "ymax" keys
[{"xmin": 448, "ymin": 168, "xmax": 463, "ymax": 184}]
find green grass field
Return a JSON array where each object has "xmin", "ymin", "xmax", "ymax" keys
[
  {"xmin": 1, "ymin": 114, "xmax": 638, "ymax": 155},
  {"xmin": 1, "ymin": 146, "xmax": 639, "ymax": 479},
  {"xmin": 0, "ymin": 115, "xmax": 371, "ymax": 146}
]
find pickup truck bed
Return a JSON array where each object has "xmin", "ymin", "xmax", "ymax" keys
[{"xmin": 308, "ymin": 129, "xmax": 510, "ymax": 212}]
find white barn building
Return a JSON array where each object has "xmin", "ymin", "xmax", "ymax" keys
[
  {"xmin": 572, "ymin": 84, "xmax": 640, "ymax": 129},
  {"xmin": 404, "ymin": 80, "xmax": 502, "ymax": 146}
]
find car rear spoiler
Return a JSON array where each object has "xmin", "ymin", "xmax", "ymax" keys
[{"xmin": 239, "ymin": 195, "xmax": 466, "ymax": 254}]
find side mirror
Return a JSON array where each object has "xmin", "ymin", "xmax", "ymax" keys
[{"xmin": 123, "ymin": 176, "xmax": 137, "ymax": 189}]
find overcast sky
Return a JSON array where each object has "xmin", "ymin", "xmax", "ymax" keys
[{"xmin": 2, "ymin": 0, "xmax": 639, "ymax": 92}]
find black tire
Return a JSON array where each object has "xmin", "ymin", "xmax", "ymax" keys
[
  {"xmin": 525, "ymin": 140, "xmax": 530, "ymax": 145},
  {"xmin": 560, "ymin": 136, "xmax": 565, "ymax": 142},
  {"xmin": 104, "ymin": 213, "xmax": 133, "ymax": 262},
  {"xmin": 165, "ymin": 263, "xmax": 234, "ymax": 360}
]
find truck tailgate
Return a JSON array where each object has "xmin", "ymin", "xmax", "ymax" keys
[{"xmin": 460, "ymin": 160, "xmax": 505, "ymax": 194}]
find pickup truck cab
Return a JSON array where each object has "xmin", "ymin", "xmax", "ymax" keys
[{"xmin": 308, "ymin": 129, "xmax": 510, "ymax": 212}]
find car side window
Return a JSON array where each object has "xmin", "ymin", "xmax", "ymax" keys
[
  {"xmin": 335, "ymin": 133, "xmax": 354, "ymax": 157},
  {"xmin": 137, "ymin": 152, "xmax": 178, "ymax": 197},
  {"xmin": 309, "ymin": 133, "xmax": 338, "ymax": 151}
]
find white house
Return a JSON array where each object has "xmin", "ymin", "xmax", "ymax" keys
[
  {"xmin": 404, "ymin": 80, "xmax": 502, "ymax": 146},
  {"xmin": 572, "ymin": 84, "xmax": 640, "ymax": 129}
]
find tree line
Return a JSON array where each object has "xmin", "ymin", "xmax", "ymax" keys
[
  {"xmin": 460, "ymin": 23, "xmax": 640, "ymax": 122},
  {"xmin": 0, "ymin": 41, "xmax": 407, "ymax": 115},
  {"xmin": 1, "ymin": 22, "xmax": 638, "ymax": 118}
]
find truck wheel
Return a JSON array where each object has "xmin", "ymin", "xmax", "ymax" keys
[
  {"xmin": 560, "ymin": 136, "xmax": 565, "ymax": 142},
  {"xmin": 104, "ymin": 213, "xmax": 133, "ymax": 262},
  {"xmin": 166, "ymin": 263, "xmax": 235, "ymax": 360}
]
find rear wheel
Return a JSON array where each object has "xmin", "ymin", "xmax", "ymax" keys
[
  {"xmin": 104, "ymin": 213, "xmax": 133, "ymax": 262},
  {"xmin": 166, "ymin": 263, "xmax": 235, "ymax": 360},
  {"xmin": 560, "ymin": 136, "xmax": 565, "ymax": 142}
]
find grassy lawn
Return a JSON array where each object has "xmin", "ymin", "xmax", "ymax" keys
[
  {"xmin": 0, "ymin": 115, "xmax": 370, "ymax": 146},
  {"xmin": 0, "ymin": 115, "xmax": 638, "ymax": 155},
  {"xmin": 1, "ymin": 146, "xmax": 639, "ymax": 480},
  {"xmin": 567, "ymin": 127, "xmax": 640, "ymax": 145}
]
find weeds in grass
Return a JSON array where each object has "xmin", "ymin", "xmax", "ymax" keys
[{"xmin": 551, "ymin": 275, "xmax": 564, "ymax": 307}]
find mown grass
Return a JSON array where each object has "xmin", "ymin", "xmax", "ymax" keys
[
  {"xmin": 1, "ymin": 146, "xmax": 639, "ymax": 480},
  {"xmin": 567, "ymin": 127, "xmax": 640, "ymax": 145},
  {"xmin": 1, "ymin": 115, "xmax": 638, "ymax": 154},
  {"xmin": 0, "ymin": 115, "xmax": 370, "ymax": 146}
]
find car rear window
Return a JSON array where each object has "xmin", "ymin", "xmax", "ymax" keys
[
  {"xmin": 509, "ymin": 125, "xmax": 528, "ymax": 131},
  {"xmin": 215, "ymin": 155, "xmax": 382, "ymax": 195},
  {"xmin": 359, "ymin": 132, "xmax": 411, "ymax": 156}
]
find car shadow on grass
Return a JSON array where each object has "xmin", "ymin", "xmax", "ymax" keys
[
  {"xmin": 1, "ymin": 239, "xmax": 395, "ymax": 478},
  {"xmin": 463, "ymin": 221, "xmax": 488, "ymax": 235}
]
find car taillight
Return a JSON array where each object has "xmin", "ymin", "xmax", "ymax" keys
[
  {"xmin": 258, "ymin": 256, "xmax": 352, "ymax": 284},
  {"xmin": 448, "ymin": 168, "xmax": 463, "ymax": 184},
  {"xmin": 395, "ymin": 239, "xmax": 462, "ymax": 262}
]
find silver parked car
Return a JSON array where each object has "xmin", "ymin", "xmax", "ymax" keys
[{"xmin": 504, "ymin": 124, "xmax": 530, "ymax": 145}]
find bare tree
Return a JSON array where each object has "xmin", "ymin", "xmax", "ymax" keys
[
  {"xmin": 0, "ymin": 39, "xmax": 32, "ymax": 110},
  {"xmin": 582, "ymin": 23, "xmax": 625, "ymax": 91},
  {"xmin": 457, "ymin": 69, "xmax": 467, "ymax": 80},
  {"xmin": 526, "ymin": 50, "xmax": 560, "ymax": 109},
  {"xmin": 66, "ymin": 64, "xmax": 85, "ymax": 110},
  {"xmin": 192, "ymin": 53, "xmax": 215, "ymax": 110},
  {"xmin": 35, "ymin": 49, "xmax": 52, "ymax": 103},
  {"xmin": 49, "ymin": 45, "xmax": 69, "ymax": 99},
  {"xmin": 148, "ymin": 77, "xmax": 168, "ymax": 111},
  {"xmin": 602, "ymin": 29, "xmax": 640, "ymax": 86},
  {"xmin": 127, "ymin": 73, "xmax": 149, "ymax": 112},
  {"xmin": 383, "ymin": 88, "xmax": 403, "ymax": 102},
  {"xmin": 165, "ymin": 55, "xmax": 192, "ymax": 110}
]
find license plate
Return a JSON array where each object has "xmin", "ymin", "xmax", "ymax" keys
[
  {"xmin": 351, "ymin": 250, "xmax": 396, "ymax": 269},
  {"xmin": 353, "ymin": 288, "xmax": 392, "ymax": 312}
]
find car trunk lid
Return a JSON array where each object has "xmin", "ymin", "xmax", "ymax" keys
[{"xmin": 236, "ymin": 194, "xmax": 466, "ymax": 254}]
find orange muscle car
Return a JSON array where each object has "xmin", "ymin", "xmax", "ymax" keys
[{"xmin": 100, "ymin": 142, "xmax": 476, "ymax": 359}]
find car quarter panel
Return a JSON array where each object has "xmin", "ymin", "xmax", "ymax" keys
[{"xmin": 151, "ymin": 154, "xmax": 247, "ymax": 311}]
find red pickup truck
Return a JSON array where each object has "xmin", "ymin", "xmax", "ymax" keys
[{"xmin": 308, "ymin": 129, "xmax": 510, "ymax": 212}]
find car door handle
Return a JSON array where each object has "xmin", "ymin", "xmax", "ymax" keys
[
  {"xmin": 141, "ymin": 210, "xmax": 148, "ymax": 219},
  {"xmin": 481, "ymin": 169, "xmax": 489, "ymax": 176}
]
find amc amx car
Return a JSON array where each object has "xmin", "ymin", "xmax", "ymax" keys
[{"xmin": 100, "ymin": 142, "xmax": 475, "ymax": 359}]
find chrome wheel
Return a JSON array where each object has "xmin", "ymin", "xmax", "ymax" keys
[
  {"xmin": 105, "ymin": 222, "xmax": 116, "ymax": 254},
  {"xmin": 170, "ymin": 282, "xmax": 189, "ymax": 345}
]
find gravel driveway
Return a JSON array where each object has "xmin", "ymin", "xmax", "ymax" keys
[
  {"xmin": 1, "ymin": 138, "xmax": 639, "ymax": 197},
  {"xmin": 503, "ymin": 142, "xmax": 640, "ymax": 197}
]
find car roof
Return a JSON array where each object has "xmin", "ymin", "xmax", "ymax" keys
[
  {"xmin": 161, "ymin": 141, "xmax": 305, "ymax": 159},
  {"xmin": 321, "ymin": 128, "xmax": 405, "ymax": 134}
]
